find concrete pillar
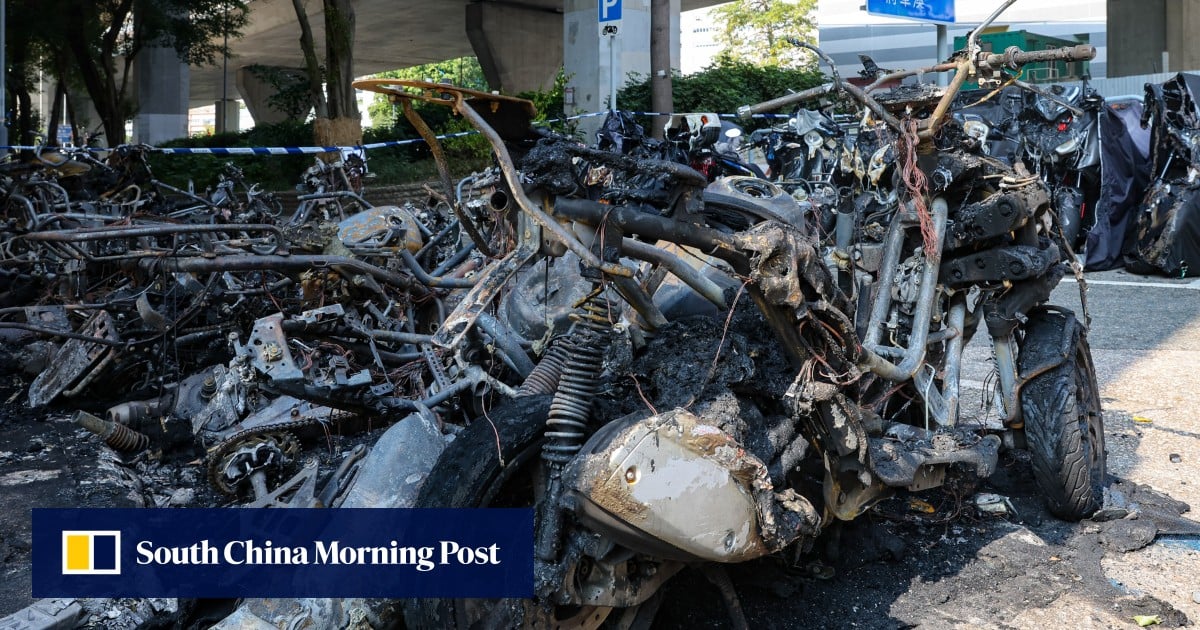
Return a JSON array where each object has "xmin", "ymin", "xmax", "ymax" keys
[
  {"xmin": 236, "ymin": 66, "xmax": 306, "ymax": 126},
  {"xmin": 467, "ymin": 3, "xmax": 564, "ymax": 94},
  {"xmin": 214, "ymin": 65, "xmax": 239, "ymax": 134},
  {"xmin": 1165, "ymin": 0, "xmax": 1200, "ymax": 72},
  {"xmin": 215, "ymin": 100, "xmax": 240, "ymax": 134},
  {"xmin": 563, "ymin": 0, "xmax": 680, "ymax": 137},
  {"xmin": 134, "ymin": 46, "xmax": 189, "ymax": 144}
]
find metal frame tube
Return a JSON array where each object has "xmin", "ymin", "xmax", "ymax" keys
[
  {"xmin": 612, "ymin": 275, "xmax": 669, "ymax": 330},
  {"xmin": 400, "ymin": 99, "xmax": 496, "ymax": 257},
  {"xmin": 554, "ymin": 198, "xmax": 747, "ymax": 271},
  {"xmin": 862, "ymin": 211, "xmax": 908, "ymax": 349},
  {"xmin": 137, "ymin": 254, "xmax": 421, "ymax": 292},
  {"xmin": 992, "ymin": 334, "xmax": 1020, "ymax": 422},
  {"xmin": 942, "ymin": 294, "xmax": 968, "ymax": 425},
  {"xmin": 859, "ymin": 197, "xmax": 949, "ymax": 381},
  {"xmin": 475, "ymin": 312, "xmax": 535, "ymax": 377},
  {"xmin": 453, "ymin": 100, "xmax": 633, "ymax": 278},
  {"xmin": 619, "ymin": 237, "xmax": 727, "ymax": 308},
  {"xmin": 398, "ymin": 249, "xmax": 475, "ymax": 288},
  {"xmin": 22, "ymin": 223, "xmax": 286, "ymax": 243}
]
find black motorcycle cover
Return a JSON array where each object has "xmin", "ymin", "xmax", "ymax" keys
[
  {"xmin": 1084, "ymin": 99, "xmax": 1151, "ymax": 270},
  {"xmin": 595, "ymin": 110, "xmax": 647, "ymax": 155}
]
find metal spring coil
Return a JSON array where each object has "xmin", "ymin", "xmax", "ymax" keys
[
  {"xmin": 103, "ymin": 423, "xmax": 151, "ymax": 452},
  {"xmin": 75, "ymin": 411, "xmax": 150, "ymax": 452},
  {"xmin": 542, "ymin": 297, "xmax": 612, "ymax": 464},
  {"xmin": 516, "ymin": 337, "xmax": 575, "ymax": 397}
]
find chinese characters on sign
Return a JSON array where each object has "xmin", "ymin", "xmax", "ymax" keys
[{"xmin": 866, "ymin": 0, "xmax": 956, "ymax": 24}]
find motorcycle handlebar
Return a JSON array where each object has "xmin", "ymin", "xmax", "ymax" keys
[
  {"xmin": 737, "ymin": 83, "xmax": 835, "ymax": 120},
  {"xmin": 738, "ymin": 44, "xmax": 1096, "ymax": 123},
  {"xmin": 979, "ymin": 44, "xmax": 1096, "ymax": 71}
]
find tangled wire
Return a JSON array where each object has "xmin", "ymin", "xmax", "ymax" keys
[{"xmin": 898, "ymin": 117, "xmax": 939, "ymax": 260}]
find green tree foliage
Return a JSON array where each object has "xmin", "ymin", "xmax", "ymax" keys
[
  {"xmin": 16, "ymin": 0, "xmax": 250, "ymax": 145},
  {"xmin": 617, "ymin": 61, "xmax": 825, "ymax": 129},
  {"xmin": 712, "ymin": 0, "xmax": 817, "ymax": 68},
  {"xmin": 367, "ymin": 58, "xmax": 488, "ymax": 127},
  {"xmin": 149, "ymin": 61, "xmax": 570, "ymax": 191},
  {"xmin": 366, "ymin": 60, "xmax": 569, "ymax": 162}
]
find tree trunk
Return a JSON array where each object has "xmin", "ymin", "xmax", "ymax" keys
[
  {"xmin": 60, "ymin": 0, "xmax": 132, "ymax": 145},
  {"xmin": 15, "ymin": 87, "xmax": 33, "ymax": 149},
  {"xmin": 323, "ymin": 0, "xmax": 357, "ymax": 121},
  {"xmin": 7, "ymin": 38, "xmax": 33, "ymax": 150},
  {"xmin": 650, "ymin": 0, "xmax": 674, "ymax": 140},
  {"xmin": 47, "ymin": 81, "xmax": 65, "ymax": 147},
  {"xmin": 65, "ymin": 88, "xmax": 80, "ymax": 145},
  {"xmin": 65, "ymin": 32, "xmax": 125, "ymax": 144},
  {"xmin": 314, "ymin": 0, "xmax": 361, "ymax": 156},
  {"xmin": 290, "ymin": 0, "xmax": 327, "ymax": 118}
]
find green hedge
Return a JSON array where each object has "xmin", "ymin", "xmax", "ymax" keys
[
  {"xmin": 149, "ymin": 64, "xmax": 810, "ymax": 193},
  {"xmin": 617, "ymin": 61, "xmax": 826, "ymax": 130},
  {"xmin": 145, "ymin": 108, "xmax": 495, "ymax": 193},
  {"xmin": 147, "ymin": 120, "xmax": 314, "ymax": 193}
]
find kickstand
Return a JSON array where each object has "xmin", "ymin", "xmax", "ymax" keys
[{"xmin": 699, "ymin": 566, "xmax": 750, "ymax": 630}]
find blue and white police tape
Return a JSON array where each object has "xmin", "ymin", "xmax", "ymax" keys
[
  {"xmin": 0, "ymin": 109, "xmax": 793, "ymax": 155},
  {"xmin": 626, "ymin": 111, "xmax": 794, "ymax": 120}
]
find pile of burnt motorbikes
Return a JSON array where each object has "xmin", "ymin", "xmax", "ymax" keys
[{"xmin": 0, "ymin": 2, "xmax": 1107, "ymax": 626}]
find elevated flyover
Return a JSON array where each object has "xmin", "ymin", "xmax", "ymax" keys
[{"xmin": 170, "ymin": 0, "xmax": 719, "ymax": 136}]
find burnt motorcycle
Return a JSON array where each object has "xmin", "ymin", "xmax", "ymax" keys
[
  {"xmin": 1012, "ymin": 81, "xmax": 1104, "ymax": 247},
  {"xmin": 354, "ymin": 10, "xmax": 1101, "ymax": 626}
]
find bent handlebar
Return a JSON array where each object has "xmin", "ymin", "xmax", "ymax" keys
[{"xmin": 738, "ymin": 44, "xmax": 1097, "ymax": 137}]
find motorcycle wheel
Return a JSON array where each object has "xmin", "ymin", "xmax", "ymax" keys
[
  {"xmin": 1017, "ymin": 307, "xmax": 1107, "ymax": 521},
  {"xmin": 402, "ymin": 395, "xmax": 615, "ymax": 630}
]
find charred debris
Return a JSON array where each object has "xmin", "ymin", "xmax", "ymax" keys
[
  {"xmin": 0, "ymin": 37, "xmax": 1128, "ymax": 626},
  {"xmin": 0, "ymin": 73, "xmax": 1100, "ymax": 521}
]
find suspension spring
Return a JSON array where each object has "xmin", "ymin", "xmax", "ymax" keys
[
  {"xmin": 542, "ymin": 293, "xmax": 613, "ymax": 465},
  {"xmin": 516, "ymin": 337, "xmax": 575, "ymax": 397}
]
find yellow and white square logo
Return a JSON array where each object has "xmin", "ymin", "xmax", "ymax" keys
[{"xmin": 62, "ymin": 531, "xmax": 121, "ymax": 575}]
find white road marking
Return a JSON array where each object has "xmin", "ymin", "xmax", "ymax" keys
[{"xmin": 1063, "ymin": 278, "xmax": 1200, "ymax": 290}]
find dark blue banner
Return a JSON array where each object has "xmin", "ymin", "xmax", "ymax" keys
[{"xmin": 33, "ymin": 508, "xmax": 533, "ymax": 598}]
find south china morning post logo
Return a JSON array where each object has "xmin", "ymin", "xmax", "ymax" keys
[
  {"xmin": 34, "ymin": 508, "xmax": 534, "ymax": 598},
  {"xmin": 61, "ymin": 530, "xmax": 121, "ymax": 575}
]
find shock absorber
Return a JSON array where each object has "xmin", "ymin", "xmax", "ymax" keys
[
  {"xmin": 535, "ymin": 289, "xmax": 614, "ymax": 567},
  {"xmin": 542, "ymin": 292, "xmax": 613, "ymax": 464},
  {"xmin": 516, "ymin": 337, "xmax": 575, "ymax": 397}
]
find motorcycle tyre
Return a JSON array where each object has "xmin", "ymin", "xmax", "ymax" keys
[
  {"xmin": 401, "ymin": 395, "xmax": 616, "ymax": 630},
  {"xmin": 1018, "ymin": 307, "xmax": 1107, "ymax": 521}
]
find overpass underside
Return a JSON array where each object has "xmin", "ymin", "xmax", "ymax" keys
[{"xmin": 132, "ymin": 0, "xmax": 717, "ymax": 143}]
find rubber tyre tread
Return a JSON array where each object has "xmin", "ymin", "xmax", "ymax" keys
[
  {"xmin": 402, "ymin": 395, "xmax": 552, "ymax": 630},
  {"xmin": 1018, "ymin": 308, "xmax": 1106, "ymax": 521}
]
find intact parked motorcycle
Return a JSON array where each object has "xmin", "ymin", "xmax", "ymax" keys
[
  {"xmin": 753, "ymin": 108, "xmax": 845, "ymax": 195},
  {"xmin": 662, "ymin": 112, "xmax": 765, "ymax": 181},
  {"xmin": 355, "ymin": 5, "xmax": 1100, "ymax": 625}
]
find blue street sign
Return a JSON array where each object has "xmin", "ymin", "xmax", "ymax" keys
[
  {"xmin": 866, "ymin": 0, "xmax": 955, "ymax": 24},
  {"xmin": 599, "ymin": 0, "xmax": 622, "ymax": 23}
]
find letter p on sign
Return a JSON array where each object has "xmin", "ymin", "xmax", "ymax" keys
[{"xmin": 599, "ymin": 0, "xmax": 621, "ymax": 22}]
